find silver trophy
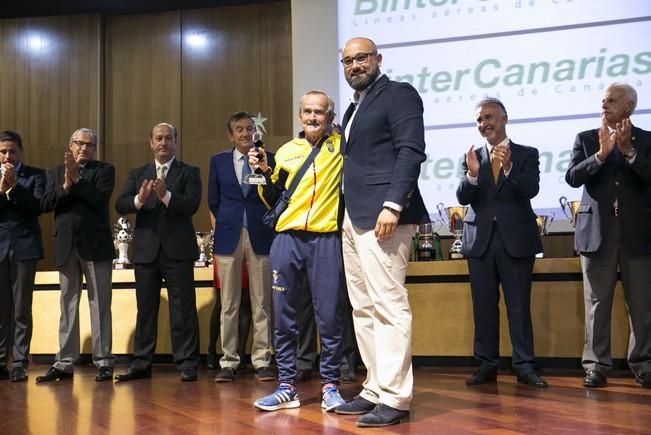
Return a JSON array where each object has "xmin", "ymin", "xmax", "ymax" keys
[
  {"xmin": 113, "ymin": 216, "xmax": 133, "ymax": 269},
  {"xmin": 243, "ymin": 114, "xmax": 268, "ymax": 185},
  {"xmin": 535, "ymin": 213, "xmax": 554, "ymax": 258},
  {"xmin": 559, "ymin": 196, "xmax": 581, "ymax": 227},
  {"xmin": 437, "ymin": 202, "xmax": 468, "ymax": 260},
  {"xmin": 194, "ymin": 231, "xmax": 213, "ymax": 267}
]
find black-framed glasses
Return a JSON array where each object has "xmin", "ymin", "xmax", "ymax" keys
[
  {"xmin": 340, "ymin": 52, "xmax": 375, "ymax": 68},
  {"xmin": 71, "ymin": 140, "xmax": 96, "ymax": 148}
]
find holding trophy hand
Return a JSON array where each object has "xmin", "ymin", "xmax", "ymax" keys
[{"xmin": 243, "ymin": 130, "xmax": 267, "ymax": 185}]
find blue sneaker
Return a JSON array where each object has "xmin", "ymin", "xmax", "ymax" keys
[
  {"xmin": 254, "ymin": 383, "xmax": 300, "ymax": 411},
  {"xmin": 321, "ymin": 384, "xmax": 345, "ymax": 412}
]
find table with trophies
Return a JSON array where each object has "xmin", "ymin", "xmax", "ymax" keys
[{"xmin": 27, "ymin": 208, "xmax": 634, "ymax": 365}]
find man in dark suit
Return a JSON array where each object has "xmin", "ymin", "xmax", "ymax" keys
[
  {"xmin": 0, "ymin": 131, "xmax": 45, "ymax": 382},
  {"xmin": 208, "ymin": 112, "xmax": 275, "ymax": 382},
  {"xmin": 565, "ymin": 83, "xmax": 651, "ymax": 389},
  {"xmin": 335, "ymin": 37, "xmax": 429, "ymax": 427},
  {"xmin": 114, "ymin": 122, "xmax": 201, "ymax": 382},
  {"xmin": 456, "ymin": 98, "xmax": 547, "ymax": 388},
  {"xmin": 37, "ymin": 128, "xmax": 116, "ymax": 383}
]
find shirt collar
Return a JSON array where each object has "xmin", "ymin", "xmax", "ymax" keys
[
  {"xmin": 486, "ymin": 137, "xmax": 510, "ymax": 154},
  {"xmin": 155, "ymin": 156, "xmax": 175, "ymax": 170}
]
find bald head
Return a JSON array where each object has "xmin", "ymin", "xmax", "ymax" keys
[{"xmin": 341, "ymin": 37, "xmax": 382, "ymax": 92}]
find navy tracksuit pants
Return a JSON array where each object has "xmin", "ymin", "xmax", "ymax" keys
[{"xmin": 270, "ymin": 231, "xmax": 344, "ymax": 385}]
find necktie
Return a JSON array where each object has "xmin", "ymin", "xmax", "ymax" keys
[
  {"xmin": 158, "ymin": 165, "xmax": 167, "ymax": 179},
  {"xmin": 241, "ymin": 156, "xmax": 251, "ymax": 194},
  {"xmin": 491, "ymin": 148, "xmax": 501, "ymax": 184}
]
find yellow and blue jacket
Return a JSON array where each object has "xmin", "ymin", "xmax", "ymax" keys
[{"xmin": 259, "ymin": 132, "xmax": 342, "ymax": 233}]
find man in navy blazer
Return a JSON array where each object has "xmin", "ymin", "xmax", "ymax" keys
[
  {"xmin": 335, "ymin": 37, "xmax": 428, "ymax": 427},
  {"xmin": 208, "ymin": 112, "xmax": 275, "ymax": 382},
  {"xmin": 457, "ymin": 98, "xmax": 546, "ymax": 388},
  {"xmin": 0, "ymin": 131, "xmax": 45, "ymax": 382},
  {"xmin": 114, "ymin": 122, "xmax": 201, "ymax": 382},
  {"xmin": 565, "ymin": 83, "xmax": 651, "ymax": 389}
]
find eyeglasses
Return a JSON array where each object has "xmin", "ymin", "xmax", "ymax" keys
[
  {"xmin": 340, "ymin": 52, "xmax": 375, "ymax": 68},
  {"xmin": 71, "ymin": 140, "xmax": 96, "ymax": 148}
]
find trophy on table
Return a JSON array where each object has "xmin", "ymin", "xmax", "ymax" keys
[
  {"xmin": 243, "ymin": 112, "xmax": 268, "ymax": 186},
  {"xmin": 113, "ymin": 216, "xmax": 133, "ymax": 269},
  {"xmin": 535, "ymin": 213, "xmax": 554, "ymax": 258},
  {"xmin": 194, "ymin": 231, "xmax": 213, "ymax": 267},
  {"xmin": 559, "ymin": 196, "xmax": 581, "ymax": 227},
  {"xmin": 437, "ymin": 202, "xmax": 468, "ymax": 260}
]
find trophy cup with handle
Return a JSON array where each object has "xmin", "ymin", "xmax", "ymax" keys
[
  {"xmin": 194, "ymin": 231, "xmax": 213, "ymax": 267},
  {"xmin": 535, "ymin": 213, "xmax": 554, "ymax": 258},
  {"xmin": 113, "ymin": 216, "xmax": 133, "ymax": 269},
  {"xmin": 437, "ymin": 202, "xmax": 468, "ymax": 260},
  {"xmin": 559, "ymin": 196, "xmax": 581, "ymax": 227}
]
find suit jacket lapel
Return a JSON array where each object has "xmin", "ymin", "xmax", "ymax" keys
[
  {"xmin": 343, "ymin": 75, "xmax": 388, "ymax": 154},
  {"xmin": 164, "ymin": 159, "xmax": 179, "ymax": 186}
]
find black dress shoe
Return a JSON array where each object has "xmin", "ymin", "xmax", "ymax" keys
[
  {"xmin": 0, "ymin": 366, "xmax": 8, "ymax": 380},
  {"xmin": 180, "ymin": 367, "xmax": 198, "ymax": 382},
  {"xmin": 636, "ymin": 372, "xmax": 651, "ymax": 388},
  {"xmin": 466, "ymin": 369, "xmax": 497, "ymax": 385},
  {"xmin": 295, "ymin": 369, "xmax": 312, "ymax": 383},
  {"xmin": 206, "ymin": 352, "xmax": 218, "ymax": 369},
  {"xmin": 334, "ymin": 395, "xmax": 376, "ymax": 415},
  {"xmin": 114, "ymin": 367, "xmax": 152, "ymax": 382},
  {"xmin": 11, "ymin": 367, "xmax": 28, "ymax": 382},
  {"xmin": 356, "ymin": 404, "xmax": 409, "ymax": 427},
  {"xmin": 583, "ymin": 370, "xmax": 607, "ymax": 388},
  {"xmin": 517, "ymin": 373, "xmax": 548, "ymax": 388},
  {"xmin": 95, "ymin": 366, "xmax": 114, "ymax": 382},
  {"xmin": 36, "ymin": 367, "xmax": 73, "ymax": 383}
]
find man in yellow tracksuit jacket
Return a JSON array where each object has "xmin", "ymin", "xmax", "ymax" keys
[{"xmin": 251, "ymin": 90, "xmax": 346, "ymax": 413}]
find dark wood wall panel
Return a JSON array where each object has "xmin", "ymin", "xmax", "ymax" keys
[
  {"xmin": 0, "ymin": 15, "xmax": 101, "ymax": 270},
  {"xmin": 181, "ymin": 2, "xmax": 292, "ymax": 232},
  {"xmin": 103, "ymin": 10, "xmax": 183, "ymax": 216},
  {"xmin": 1, "ymin": 1, "xmax": 293, "ymax": 270}
]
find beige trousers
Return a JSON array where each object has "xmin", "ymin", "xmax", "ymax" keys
[
  {"xmin": 342, "ymin": 210, "xmax": 415, "ymax": 410},
  {"xmin": 217, "ymin": 228, "xmax": 272, "ymax": 369}
]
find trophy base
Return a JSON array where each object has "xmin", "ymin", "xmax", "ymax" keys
[
  {"xmin": 113, "ymin": 262, "xmax": 133, "ymax": 270},
  {"xmin": 243, "ymin": 174, "xmax": 266, "ymax": 185},
  {"xmin": 194, "ymin": 260, "xmax": 210, "ymax": 268},
  {"xmin": 449, "ymin": 252, "xmax": 464, "ymax": 260}
]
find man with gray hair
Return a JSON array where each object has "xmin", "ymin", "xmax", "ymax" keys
[
  {"xmin": 37, "ymin": 128, "xmax": 116, "ymax": 383},
  {"xmin": 566, "ymin": 83, "xmax": 651, "ymax": 389}
]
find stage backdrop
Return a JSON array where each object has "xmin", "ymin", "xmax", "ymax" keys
[{"xmin": 337, "ymin": 0, "xmax": 651, "ymax": 231}]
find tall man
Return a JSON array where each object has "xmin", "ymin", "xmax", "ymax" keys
[
  {"xmin": 115, "ymin": 123, "xmax": 201, "ymax": 382},
  {"xmin": 37, "ymin": 128, "xmax": 116, "ymax": 383},
  {"xmin": 565, "ymin": 83, "xmax": 651, "ymax": 388},
  {"xmin": 208, "ymin": 112, "xmax": 275, "ymax": 382},
  {"xmin": 456, "ymin": 98, "xmax": 547, "ymax": 388},
  {"xmin": 0, "ymin": 131, "xmax": 45, "ymax": 382},
  {"xmin": 336, "ymin": 37, "xmax": 429, "ymax": 427},
  {"xmin": 252, "ymin": 91, "xmax": 346, "ymax": 413}
]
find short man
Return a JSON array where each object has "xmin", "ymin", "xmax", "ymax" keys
[
  {"xmin": 37, "ymin": 128, "xmax": 116, "ymax": 383},
  {"xmin": 565, "ymin": 83, "xmax": 651, "ymax": 388},
  {"xmin": 335, "ymin": 37, "xmax": 429, "ymax": 427},
  {"xmin": 115, "ymin": 122, "xmax": 201, "ymax": 382},
  {"xmin": 208, "ymin": 112, "xmax": 275, "ymax": 382},
  {"xmin": 0, "ymin": 131, "xmax": 45, "ymax": 382},
  {"xmin": 252, "ymin": 90, "xmax": 346, "ymax": 412},
  {"xmin": 457, "ymin": 98, "xmax": 547, "ymax": 388}
]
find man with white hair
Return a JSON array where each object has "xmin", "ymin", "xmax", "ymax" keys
[
  {"xmin": 566, "ymin": 83, "xmax": 651, "ymax": 389},
  {"xmin": 37, "ymin": 128, "xmax": 116, "ymax": 383}
]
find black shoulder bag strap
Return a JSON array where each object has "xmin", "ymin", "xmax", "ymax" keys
[{"xmin": 281, "ymin": 135, "xmax": 327, "ymax": 201}]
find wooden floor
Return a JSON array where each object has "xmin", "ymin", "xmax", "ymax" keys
[{"xmin": 2, "ymin": 364, "xmax": 651, "ymax": 434}]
